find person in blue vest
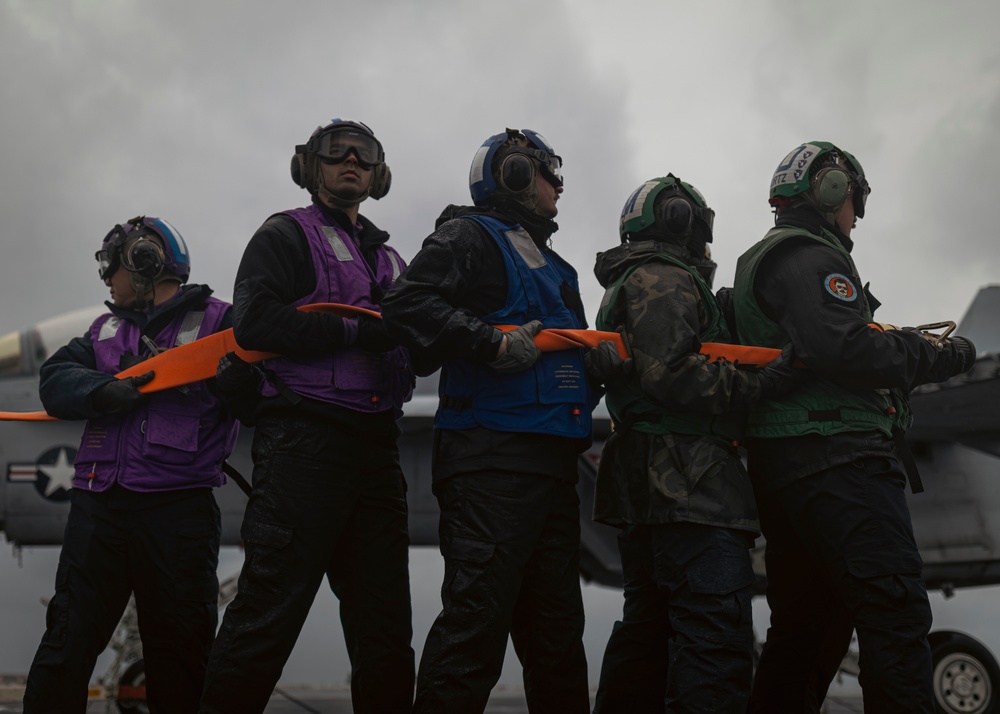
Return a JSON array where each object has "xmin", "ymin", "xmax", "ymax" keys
[
  {"xmin": 199, "ymin": 119, "xmax": 416, "ymax": 714},
  {"xmin": 381, "ymin": 127, "xmax": 598, "ymax": 714},
  {"xmin": 734, "ymin": 142, "xmax": 978, "ymax": 713},
  {"xmin": 23, "ymin": 216, "xmax": 237, "ymax": 714},
  {"xmin": 587, "ymin": 175, "xmax": 806, "ymax": 713}
]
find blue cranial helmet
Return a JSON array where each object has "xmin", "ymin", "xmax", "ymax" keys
[
  {"xmin": 96, "ymin": 216, "xmax": 190, "ymax": 284},
  {"xmin": 469, "ymin": 128, "xmax": 562, "ymax": 206}
]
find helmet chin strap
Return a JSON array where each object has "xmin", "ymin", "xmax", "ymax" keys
[
  {"xmin": 128, "ymin": 272, "xmax": 156, "ymax": 312},
  {"xmin": 497, "ymin": 182, "xmax": 540, "ymax": 213},
  {"xmin": 316, "ymin": 169, "xmax": 370, "ymax": 210}
]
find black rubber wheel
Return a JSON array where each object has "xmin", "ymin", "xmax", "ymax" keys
[
  {"xmin": 116, "ymin": 658, "xmax": 148, "ymax": 714},
  {"xmin": 931, "ymin": 632, "xmax": 1000, "ymax": 714}
]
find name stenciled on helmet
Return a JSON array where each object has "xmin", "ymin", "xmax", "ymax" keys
[{"xmin": 768, "ymin": 141, "xmax": 871, "ymax": 220}]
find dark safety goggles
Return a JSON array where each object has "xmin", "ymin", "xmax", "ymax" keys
[
  {"xmin": 312, "ymin": 127, "xmax": 384, "ymax": 169},
  {"xmin": 851, "ymin": 173, "xmax": 870, "ymax": 219},
  {"xmin": 515, "ymin": 147, "xmax": 563, "ymax": 188}
]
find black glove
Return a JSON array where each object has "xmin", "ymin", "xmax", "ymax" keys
[
  {"xmin": 755, "ymin": 344, "xmax": 808, "ymax": 399},
  {"xmin": 216, "ymin": 351, "xmax": 258, "ymax": 393},
  {"xmin": 489, "ymin": 320, "xmax": 542, "ymax": 374},
  {"xmin": 928, "ymin": 335, "xmax": 978, "ymax": 381},
  {"xmin": 92, "ymin": 371, "xmax": 155, "ymax": 415},
  {"xmin": 355, "ymin": 314, "xmax": 397, "ymax": 353},
  {"xmin": 216, "ymin": 351, "xmax": 263, "ymax": 422},
  {"xmin": 585, "ymin": 340, "xmax": 634, "ymax": 383}
]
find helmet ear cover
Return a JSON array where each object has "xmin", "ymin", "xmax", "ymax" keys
[
  {"xmin": 291, "ymin": 147, "xmax": 308, "ymax": 189},
  {"xmin": 658, "ymin": 196, "xmax": 695, "ymax": 237},
  {"xmin": 124, "ymin": 237, "xmax": 165, "ymax": 278},
  {"xmin": 290, "ymin": 144, "xmax": 391, "ymax": 200},
  {"xmin": 368, "ymin": 162, "xmax": 391, "ymax": 200},
  {"xmin": 497, "ymin": 151, "xmax": 536, "ymax": 194},
  {"xmin": 811, "ymin": 165, "xmax": 852, "ymax": 211}
]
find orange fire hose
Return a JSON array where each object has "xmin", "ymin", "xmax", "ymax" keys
[{"xmin": 2, "ymin": 304, "xmax": 846, "ymax": 422}]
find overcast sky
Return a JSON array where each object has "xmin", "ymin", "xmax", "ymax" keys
[{"xmin": 2, "ymin": 0, "xmax": 1000, "ymax": 694}]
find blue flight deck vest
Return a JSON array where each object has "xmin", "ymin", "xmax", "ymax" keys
[
  {"xmin": 260, "ymin": 203, "xmax": 414, "ymax": 414},
  {"xmin": 436, "ymin": 214, "xmax": 592, "ymax": 439}
]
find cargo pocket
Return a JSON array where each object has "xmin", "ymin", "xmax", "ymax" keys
[
  {"xmin": 41, "ymin": 562, "xmax": 71, "ymax": 645},
  {"xmin": 844, "ymin": 550, "xmax": 925, "ymax": 621},
  {"xmin": 241, "ymin": 520, "xmax": 295, "ymax": 603},
  {"xmin": 174, "ymin": 511, "xmax": 222, "ymax": 604},
  {"xmin": 686, "ymin": 553, "xmax": 755, "ymax": 641},
  {"xmin": 442, "ymin": 536, "xmax": 496, "ymax": 607}
]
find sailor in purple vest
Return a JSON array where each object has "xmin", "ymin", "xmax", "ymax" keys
[
  {"xmin": 23, "ymin": 216, "xmax": 237, "ymax": 714},
  {"xmin": 381, "ymin": 129, "xmax": 602, "ymax": 714},
  {"xmin": 200, "ymin": 119, "xmax": 417, "ymax": 714}
]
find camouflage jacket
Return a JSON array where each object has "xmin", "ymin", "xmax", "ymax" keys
[{"xmin": 592, "ymin": 240, "xmax": 760, "ymax": 533}]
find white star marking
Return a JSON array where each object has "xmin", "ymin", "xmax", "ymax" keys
[{"xmin": 37, "ymin": 448, "xmax": 76, "ymax": 497}]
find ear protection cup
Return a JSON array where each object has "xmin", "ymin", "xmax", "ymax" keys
[
  {"xmin": 812, "ymin": 167, "xmax": 851, "ymax": 211},
  {"xmin": 497, "ymin": 153, "xmax": 535, "ymax": 194},
  {"xmin": 659, "ymin": 197, "xmax": 695, "ymax": 236},
  {"xmin": 124, "ymin": 238, "xmax": 165, "ymax": 278},
  {"xmin": 290, "ymin": 148, "xmax": 308, "ymax": 189},
  {"xmin": 369, "ymin": 163, "xmax": 391, "ymax": 200}
]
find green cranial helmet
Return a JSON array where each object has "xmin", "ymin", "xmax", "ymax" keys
[
  {"xmin": 769, "ymin": 141, "xmax": 870, "ymax": 219},
  {"xmin": 619, "ymin": 174, "xmax": 714, "ymax": 242}
]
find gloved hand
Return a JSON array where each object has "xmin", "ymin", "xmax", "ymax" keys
[
  {"xmin": 216, "ymin": 351, "xmax": 263, "ymax": 422},
  {"xmin": 928, "ymin": 335, "xmax": 978, "ymax": 381},
  {"xmin": 216, "ymin": 351, "xmax": 258, "ymax": 393},
  {"xmin": 355, "ymin": 314, "xmax": 397, "ymax": 353},
  {"xmin": 755, "ymin": 344, "xmax": 808, "ymax": 399},
  {"xmin": 585, "ymin": 340, "xmax": 634, "ymax": 383},
  {"xmin": 489, "ymin": 320, "xmax": 543, "ymax": 374},
  {"xmin": 92, "ymin": 371, "xmax": 154, "ymax": 415}
]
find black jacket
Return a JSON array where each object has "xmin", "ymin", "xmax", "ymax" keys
[{"xmin": 381, "ymin": 203, "xmax": 588, "ymax": 483}]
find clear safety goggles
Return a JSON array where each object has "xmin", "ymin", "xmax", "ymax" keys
[
  {"xmin": 95, "ymin": 217, "xmax": 156, "ymax": 280},
  {"xmin": 313, "ymin": 128, "xmax": 384, "ymax": 169}
]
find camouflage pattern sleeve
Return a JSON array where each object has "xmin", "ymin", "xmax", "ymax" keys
[{"xmin": 622, "ymin": 262, "xmax": 766, "ymax": 414}]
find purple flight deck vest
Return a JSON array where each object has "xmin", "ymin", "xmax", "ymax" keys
[
  {"xmin": 259, "ymin": 204, "xmax": 413, "ymax": 414},
  {"xmin": 74, "ymin": 296, "xmax": 238, "ymax": 492}
]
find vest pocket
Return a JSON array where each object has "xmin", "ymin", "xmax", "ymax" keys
[{"xmin": 143, "ymin": 410, "xmax": 199, "ymax": 464}]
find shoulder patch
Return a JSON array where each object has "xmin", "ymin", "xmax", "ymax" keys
[{"xmin": 823, "ymin": 273, "xmax": 858, "ymax": 302}]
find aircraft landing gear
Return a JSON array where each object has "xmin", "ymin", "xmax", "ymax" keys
[
  {"xmin": 115, "ymin": 658, "xmax": 147, "ymax": 714},
  {"xmin": 930, "ymin": 631, "xmax": 1000, "ymax": 714}
]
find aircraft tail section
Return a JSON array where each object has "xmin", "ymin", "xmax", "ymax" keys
[{"xmin": 957, "ymin": 285, "xmax": 1000, "ymax": 354}]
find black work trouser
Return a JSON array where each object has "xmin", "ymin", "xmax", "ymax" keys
[
  {"xmin": 24, "ymin": 486, "xmax": 220, "ymax": 714},
  {"xmin": 200, "ymin": 416, "xmax": 414, "ymax": 714},
  {"xmin": 412, "ymin": 470, "xmax": 590, "ymax": 714},
  {"xmin": 593, "ymin": 522, "xmax": 755, "ymax": 714},
  {"xmin": 749, "ymin": 455, "xmax": 935, "ymax": 714}
]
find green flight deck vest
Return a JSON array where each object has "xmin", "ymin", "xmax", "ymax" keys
[{"xmin": 733, "ymin": 225, "xmax": 912, "ymax": 439}]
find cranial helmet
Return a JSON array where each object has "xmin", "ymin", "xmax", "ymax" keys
[
  {"xmin": 769, "ymin": 141, "xmax": 870, "ymax": 220},
  {"xmin": 619, "ymin": 174, "xmax": 718, "ymax": 285},
  {"xmin": 619, "ymin": 174, "xmax": 715, "ymax": 242},
  {"xmin": 96, "ymin": 216, "xmax": 190, "ymax": 285},
  {"xmin": 469, "ymin": 128, "xmax": 563, "ymax": 209},
  {"xmin": 290, "ymin": 118, "xmax": 391, "ymax": 206}
]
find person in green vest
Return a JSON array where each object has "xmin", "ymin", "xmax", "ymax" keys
[
  {"xmin": 589, "ymin": 174, "xmax": 803, "ymax": 713},
  {"xmin": 734, "ymin": 142, "xmax": 977, "ymax": 714}
]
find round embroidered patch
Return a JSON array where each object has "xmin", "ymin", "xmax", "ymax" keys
[{"xmin": 824, "ymin": 273, "xmax": 857, "ymax": 301}]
